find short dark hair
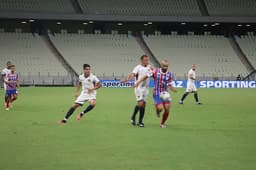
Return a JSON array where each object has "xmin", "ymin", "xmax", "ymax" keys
[
  {"xmin": 7, "ymin": 61, "xmax": 11, "ymax": 65},
  {"xmin": 140, "ymin": 55, "xmax": 148, "ymax": 60},
  {"xmin": 83, "ymin": 64, "xmax": 91, "ymax": 69}
]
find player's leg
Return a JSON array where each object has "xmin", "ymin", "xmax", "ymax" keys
[
  {"xmin": 59, "ymin": 93, "xmax": 85, "ymax": 124},
  {"xmin": 77, "ymin": 99, "xmax": 96, "ymax": 120},
  {"xmin": 131, "ymin": 88, "xmax": 142, "ymax": 125},
  {"xmin": 9, "ymin": 92, "xmax": 18, "ymax": 108},
  {"xmin": 154, "ymin": 95, "xmax": 163, "ymax": 117},
  {"xmin": 59, "ymin": 103, "xmax": 80, "ymax": 124},
  {"xmin": 137, "ymin": 88, "xmax": 148, "ymax": 127},
  {"xmin": 160, "ymin": 102, "xmax": 170, "ymax": 128},
  {"xmin": 180, "ymin": 83, "xmax": 193, "ymax": 104},
  {"xmin": 5, "ymin": 91, "xmax": 11, "ymax": 111},
  {"xmin": 179, "ymin": 92, "xmax": 189, "ymax": 104},
  {"xmin": 137, "ymin": 100, "xmax": 146, "ymax": 127},
  {"xmin": 193, "ymin": 91, "xmax": 202, "ymax": 104},
  {"xmin": 4, "ymin": 86, "xmax": 8, "ymax": 107},
  {"xmin": 11, "ymin": 92, "xmax": 18, "ymax": 103},
  {"xmin": 191, "ymin": 84, "xmax": 201, "ymax": 104},
  {"xmin": 155, "ymin": 104, "xmax": 163, "ymax": 117},
  {"xmin": 179, "ymin": 85, "xmax": 191, "ymax": 104}
]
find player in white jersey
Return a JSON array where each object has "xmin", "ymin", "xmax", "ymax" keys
[
  {"xmin": 1, "ymin": 61, "xmax": 12, "ymax": 106},
  {"xmin": 122, "ymin": 55, "xmax": 152, "ymax": 127},
  {"xmin": 179, "ymin": 64, "xmax": 202, "ymax": 105},
  {"xmin": 59, "ymin": 64, "xmax": 101, "ymax": 124}
]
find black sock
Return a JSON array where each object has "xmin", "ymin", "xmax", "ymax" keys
[
  {"xmin": 194, "ymin": 93, "xmax": 199, "ymax": 102},
  {"xmin": 131, "ymin": 105, "xmax": 139, "ymax": 120},
  {"xmin": 82, "ymin": 105, "xmax": 95, "ymax": 115},
  {"xmin": 64, "ymin": 107, "xmax": 75, "ymax": 120},
  {"xmin": 181, "ymin": 93, "xmax": 189, "ymax": 102},
  {"xmin": 139, "ymin": 107, "xmax": 145, "ymax": 124}
]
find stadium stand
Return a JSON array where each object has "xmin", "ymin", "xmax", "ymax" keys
[
  {"xmin": 0, "ymin": 32, "xmax": 71, "ymax": 85},
  {"xmin": 205, "ymin": 0, "xmax": 256, "ymax": 16},
  {"xmin": 0, "ymin": 0, "xmax": 75, "ymax": 13},
  {"xmin": 78, "ymin": 0, "xmax": 201, "ymax": 16},
  {"xmin": 50, "ymin": 33, "xmax": 145, "ymax": 78},
  {"xmin": 236, "ymin": 34, "xmax": 256, "ymax": 69},
  {"xmin": 143, "ymin": 34, "xmax": 248, "ymax": 79}
]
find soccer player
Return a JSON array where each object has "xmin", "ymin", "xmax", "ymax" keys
[
  {"xmin": 4, "ymin": 65, "xmax": 19, "ymax": 110},
  {"xmin": 1, "ymin": 61, "xmax": 12, "ymax": 106},
  {"xmin": 179, "ymin": 64, "xmax": 202, "ymax": 105},
  {"xmin": 122, "ymin": 55, "xmax": 152, "ymax": 127},
  {"xmin": 134, "ymin": 59, "xmax": 177, "ymax": 128},
  {"xmin": 59, "ymin": 64, "xmax": 101, "ymax": 124}
]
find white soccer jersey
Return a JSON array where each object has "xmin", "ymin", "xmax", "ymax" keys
[
  {"xmin": 186, "ymin": 69, "xmax": 197, "ymax": 92},
  {"xmin": 187, "ymin": 69, "xmax": 196, "ymax": 84},
  {"xmin": 132, "ymin": 64, "xmax": 152, "ymax": 88},
  {"xmin": 1, "ymin": 68, "xmax": 10, "ymax": 90},
  {"xmin": 78, "ymin": 73, "xmax": 100, "ymax": 95},
  {"xmin": 1, "ymin": 68, "xmax": 10, "ymax": 78}
]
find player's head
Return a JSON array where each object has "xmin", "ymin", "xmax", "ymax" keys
[
  {"xmin": 83, "ymin": 64, "xmax": 91, "ymax": 76},
  {"xmin": 6, "ymin": 61, "xmax": 12, "ymax": 69},
  {"xmin": 160, "ymin": 59, "xmax": 169, "ymax": 73},
  {"xmin": 140, "ymin": 55, "xmax": 149, "ymax": 67},
  {"xmin": 192, "ymin": 64, "xmax": 196, "ymax": 71},
  {"xmin": 9, "ymin": 65, "xmax": 15, "ymax": 72}
]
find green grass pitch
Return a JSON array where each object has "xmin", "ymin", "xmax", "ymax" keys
[{"xmin": 0, "ymin": 87, "xmax": 256, "ymax": 170}]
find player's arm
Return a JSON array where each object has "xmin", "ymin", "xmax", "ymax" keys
[
  {"xmin": 133, "ymin": 75, "xmax": 148, "ymax": 88},
  {"xmin": 94, "ymin": 82, "xmax": 101, "ymax": 90},
  {"xmin": 1, "ymin": 69, "xmax": 5, "ymax": 82},
  {"xmin": 4, "ymin": 76, "xmax": 11, "ymax": 84},
  {"xmin": 1, "ymin": 75, "xmax": 4, "ymax": 82},
  {"xmin": 16, "ymin": 74, "xmax": 20, "ymax": 87},
  {"xmin": 88, "ymin": 76, "xmax": 101, "ymax": 93},
  {"xmin": 134, "ymin": 68, "xmax": 155, "ymax": 87},
  {"xmin": 169, "ymin": 84, "xmax": 177, "ymax": 93},
  {"xmin": 16, "ymin": 79, "xmax": 20, "ymax": 87},
  {"xmin": 74, "ymin": 81, "xmax": 82, "ymax": 98},
  {"xmin": 189, "ymin": 73, "xmax": 196, "ymax": 80},
  {"xmin": 121, "ymin": 72, "xmax": 135, "ymax": 83},
  {"xmin": 88, "ymin": 82, "xmax": 101, "ymax": 93}
]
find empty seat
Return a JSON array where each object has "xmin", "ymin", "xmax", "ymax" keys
[
  {"xmin": 78, "ymin": 0, "xmax": 201, "ymax": 16},
  {"xmin": 143, "ymin": 34, "xmax": 248, "ymax": 79},
  {"xmin": 0, "ymin": 0, "xmax": 74, "ymax": 13},
  {"xmin": 236, "ymin": 35, "xmax": 256, "ymax": 69},
  {"xmin": 50, "ymin": 33, "xmax": 145, "ymax": 78}
]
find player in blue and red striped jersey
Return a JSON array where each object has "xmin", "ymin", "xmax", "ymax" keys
[
  {"xmin": 4, "ymin": 65, "xmax": 19, "ymax": 111},
  {"xmin": 134, "ymin": 59, "xmax": 177, "ymax": 128}
]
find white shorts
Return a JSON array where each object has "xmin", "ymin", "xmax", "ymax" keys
[
  {"xmin": 186, "ymin": 83, "xmax": 197, "ymax": 92},
  {"xmin": 75, "ymin": 93, "xmax": 96, "ymax": 105},
  {"xmin": 134, "ymin": 87, "xmax": 149, "ymax": 102}
]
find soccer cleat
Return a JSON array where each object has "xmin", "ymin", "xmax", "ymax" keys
[
  {"xmin": 137, "ymin": 123, "xmax": 145, "ymax": 128},
  {"xmin": 196, "ymin": 102, "xmax": 202, "ymax": 105},
  {"xmin": 58, "ymin": 119, "xmax": 67, "ymax": 124},
  {"xmin": 160, "ymin": 124, "xmax": 166, "ymax": 128},
  {"xmin": 179, "ymin": 101, "xmax": 184, "ymax": 104},
  {"xmin": 131, "ymin": 119, "xmax": 136, "ymax": 126},
  {"xmin": 77, "ymin": 113, "xmax": 84, "ymax": 120},
  {"xmin": 5, "ymin": 108, "xmax": 9, "ymax": 111}
]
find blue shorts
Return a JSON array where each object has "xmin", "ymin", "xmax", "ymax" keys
[
  {"xmin": 153, "ymin": 95, "xmax": 170, "ymax": 105},
  {"xmin": 6, "ymin": 90, "xmax": 17, "ymax": 97}
]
